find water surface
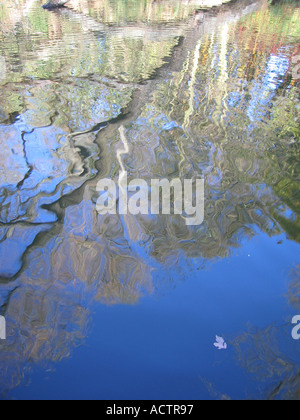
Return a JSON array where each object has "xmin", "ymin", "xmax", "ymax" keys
[{"xmin": 0, "ymin": 0, "xmax": 299, "ymax": 400}]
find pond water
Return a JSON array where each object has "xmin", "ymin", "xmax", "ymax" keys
[{"xmin": 0, "ymin": 0, "xmax": 299, "ymax": 400}]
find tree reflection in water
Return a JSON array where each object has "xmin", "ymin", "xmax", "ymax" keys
[{"xmin": 0, "ymin": 0, "xmax": 299, "ymax": 397}]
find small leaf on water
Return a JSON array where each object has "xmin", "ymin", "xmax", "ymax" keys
[{"xmin": 214, "ymin": 336, "xmax": 227, "ymax": 350}]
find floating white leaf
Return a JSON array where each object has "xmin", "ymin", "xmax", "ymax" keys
[{"xmin": 214, "ymin": 335, "xmax": 227, "ymax": 350}]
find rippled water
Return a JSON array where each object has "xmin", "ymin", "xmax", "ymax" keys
[{"xmin": 0, "ymin": 0, "xmax": 299, "ymax": 400}]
